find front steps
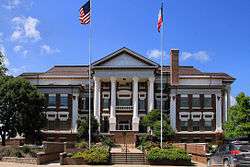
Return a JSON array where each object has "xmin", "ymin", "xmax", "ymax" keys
[
  {"xmin": 111, "ymin": 152, "xmax": 146, "ymax": 164},
  {"xmin": 110, "ymin": 147, "xmax": 146, "ymax": 164}
]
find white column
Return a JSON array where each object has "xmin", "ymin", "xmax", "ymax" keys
[
  {"xmin": 72, "ymin": 92, "xmax": 79, "ymax": 132},
  {"xmin": 224, "ymin": 90, "xmax": 228, "ymax": 123},
  {"xmin": 148, "ymin": 77, "xmax": 155, "ymax": 113},
  {"xmin": 170, "ymin": 91, "xmax": 177, "ymax": 131},
  {"xmin": 216, "ymin": 93, "xmax": 222, "ymax": 132},
  {"xmin": 109, "ymin": 77, "xmax": 116, "ymax": 131},
  {"xmin": 132, "ymin": 77, "xmax": 139, "ymax": 131},
  {"xmin": 226, "ymin": 86, "xmax": 231, "ymax": 122},
  {"xmin": 93, "ymin": 77, "xmax": 101, "ymax": 123}
]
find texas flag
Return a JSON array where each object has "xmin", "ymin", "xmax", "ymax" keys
[{"xmin": 157, "ymin": 3, "xmax": 163, "ymax": 32}]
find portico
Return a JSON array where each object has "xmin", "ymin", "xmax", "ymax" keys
[
  {"xmin": 93, "ymin": 76, "xmax": 155, "ymax": 132},
  {"xmin": 91, "ymin": 48, "xmax": 159, "ymax": 132}
]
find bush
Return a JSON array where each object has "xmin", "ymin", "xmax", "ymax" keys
[
  {"xmin": 20, "ymin": 146, "xmax": 31, "ymax": 154},
  {"xmin": 72, "ymin": 145, "xmax": 110, "ymax": 164},
  {"xmin": 0, "ymin": 147, "xmax": 23, "ymax": 158},
  {"xmin": 147, "ymin": 147, "xmax": 191, "ymax": 162},
  {"xmin": 75, "ymin": 141, "xmax": 88, "ymax": 149},
  {"xmin": 99, "ymin": 135, "xmax": 115, "ymax": 148}
]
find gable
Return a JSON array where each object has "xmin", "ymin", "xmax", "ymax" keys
[
  {"xmin": 101, "ymin": 53, "xmax": 149, "ymax": 67},
  {"xmin": 92, "ymin": 48, "xmax": 159, "ymax": 69}
]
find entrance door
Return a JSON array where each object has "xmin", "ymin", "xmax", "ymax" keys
[{"xmin": 118, "ymin": 121, "xmax": 131, "ymax": 130}]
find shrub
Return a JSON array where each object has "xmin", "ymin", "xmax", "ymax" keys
[
  {"xmin": 147, "ymin": 147, "xmax": 191, "ymax": 162},
  {"xmin": 20, "ymin": 146, "xmax": 31, "ymax": 154},
  {"xmin": 75, "ymin": 141, "xmax": 88, "ymax": 149},
  {"xmin": 72, "ymin": 145, "xmax": 110, "ymax": 164},
  {"xmin": 99, "ymin": 135, "xmax": 115, "ymax": 148},
  {"xmin": 0, "ymin": 146, "xmax": 23, "ymax": 158}
]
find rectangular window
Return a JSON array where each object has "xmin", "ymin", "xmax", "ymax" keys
[
  {"xmin": 192, "ymin": 95, "xmax": 200, "ymax": 108},
  {"xmin": 60, "ymin": 94, "xmax": 68, "ymax": 108},
  {"xmin": 204, "ymin": 121, "xmax": 212, "ymax": 131},
  {"xmin": 117, "ymin": 99, "xmax": 131, "ymax": 106},
  {"xmin": 102, "ymin": 99, "xmax": 109, "ymax": 109},
  {"xmin": 192, "ymin": 121, "xmax": 200, "ymax": 131},
  {"xmin": 48, "ymin": 94, "xmax": 56, "ymax": 107},
  {"xmin": 180, "ymin": 95, "xmax": 189, "ymax": 108},
  {"xmin": 139, "ymin": 100, "xmax": 146, "ymax": 111},
  {"xmin": 204, "ymin": 95, "xmax": 212, "ymax": 108},
  {"xmin": 180, "ymin": 121, "xmax": 188, "ymax": 131}
]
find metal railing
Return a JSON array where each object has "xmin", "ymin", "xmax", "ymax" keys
[{"xmin": 115, "ymin": 106, "xmax": 133, "ymax": 111}]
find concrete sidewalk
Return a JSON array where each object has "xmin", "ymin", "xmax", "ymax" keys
[{"xmin": 0, "ymin": 162, "xmax": 207, "ymax": 167}]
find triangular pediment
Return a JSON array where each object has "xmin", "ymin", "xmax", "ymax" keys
[{"xmin": 92, "ymin": 47, "xmax": 159, "ymax": 69}]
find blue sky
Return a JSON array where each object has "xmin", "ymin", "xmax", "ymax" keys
[{"xmin": 0, "ymin": 0, "xmax": 249, "ymax": 96}]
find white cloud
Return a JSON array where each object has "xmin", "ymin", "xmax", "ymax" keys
[
  {"xmin": 182, "ymin": 51, "xmax": 210, "ymax": 63},
  {"xmin": 230, "ymin": 96, "xmax": 236, "ymax": 107},
  {"xmin": 40, "ymin": 44, "xmax": 60, "ymax": 55},
  {"xmin": 0, "ymin": 44, "xmax": 10, "ymax": 68},
  {"xmin": 2, "ymin": 0, "xmax": 21, "ymax": 10},
  {"xmin": 11, "ymin": 16, "xmax": 41, "ymax": 42},
  {"xmin": 13, "ymin": 45, "xmax": 23, "ymax": 52},
  {"xmin": 147, "ymin": 49, "xmax": 167, "ymax": 59}
]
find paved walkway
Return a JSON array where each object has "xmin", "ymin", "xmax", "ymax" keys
[{"xmin": 0, "ymin": 162, "xmax": 207, "ymax": 167}]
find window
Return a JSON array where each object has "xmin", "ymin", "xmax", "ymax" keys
[
  {"xmin": 192, "ymin": 95, "xmax": 200, "ymax": 108},
  {"xmin": 102, "ymin": 92, "xmax": 110, "ymax": 110},
  {"xmin": 204, "ymin": 121, "xmax": 212, "ymax": 131},
  {"xmin": 139, "ymin": 100, "xmax": 146, "ymax": 111},
  {"xmin": 203, "ymin": 112, "xmax": 213, "ymax": 131},
  {"xmin": 46, "ymin": 111, "xmax": 57, "ymax": 121},
  {"xmin": 117, "ymin": 90, "xmax": 132, "ymax": 106},
  {"xmin": 48, "ymin": 94, "xmax": 56, "ymax": 107},
  {"xmin": 193, "ymin": 138, "xmax": 200, "ymax": 143},
  {"xmin": 60, "ymin": 94, "xmax": 68, "ymax": 108},
  {"xmin": 155, "ymin": 93, "xmax": 168, "ymax": 111},
  {"xmin": 58, "ymin": 112, "xmax": 69, "ymax": 121},
  {"xmin": 192, "ymin": 121, "xmax": 200, "ymax": 131},
  {"xmin": 180, "ymin": 95, "xmax": 189, "ymax": 108},
  {"xmin": 204, "ymin": 95, "xmax": 212, "ymax": 108},
  {"xmin": 180, "ymin": 121, "xmax": 188, "ymax": 131},
  {"xmin": 205, "ymin": 138, "xmax": 212, "ymax": 143}
]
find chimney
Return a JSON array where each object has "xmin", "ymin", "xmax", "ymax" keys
[{"xmin": 170, "ymin": 49, "xmax": 179, "ymax": 85}]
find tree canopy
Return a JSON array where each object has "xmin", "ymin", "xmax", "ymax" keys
[
  {"xmin": 77, "ymin": 115, "xmax": 99, "ymax": 140},
  {"xmin": 0, "ymin": 51, "xmax": 7, "ymax": 76},
  {"xmin": 0, "ymin": 77, "xmax": 47, "ymax": 145},
  {"xmin": 224, "ymin": 92, "xmax": 250, "ymax": 139},
  {"xmin": 142, "ymin": 109, "xmax": 174, "ymax": 140}
]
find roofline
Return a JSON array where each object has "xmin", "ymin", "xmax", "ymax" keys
[{"xmin": 91, "ymin": 47, "xmax": 159, "ymax": 67}]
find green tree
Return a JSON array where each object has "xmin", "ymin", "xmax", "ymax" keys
[
  {"xmin": 0, "ymin": 77, "xmax": 47, "ymax": 145},
  {"xmin": 77, "ymin": 115, "xmax": 99, "ymax": 140},
  {"xmin": 142, "ymin": 109, "xmax": 174, "ymax": 140},
  {"xmin": 0, "ymin": 51, "xmax": 7, "ymax": 76},
  {"xmin": 224, "ymin": 92, "xmax": 250, "ymax": 139}
]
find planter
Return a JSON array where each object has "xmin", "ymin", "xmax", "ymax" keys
[
  {"xmin": 63, "ymin": 157, "xmax": 87, "ymax": 165},
  {"xmin": 1, "ymin": 157, "xmax": 37, "ymax": 164},
  {"xmin": 148, "ymin": 159, "xmax": 192, "ymax": 166}
]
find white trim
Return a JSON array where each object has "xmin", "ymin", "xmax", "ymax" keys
[
  {"xmin": 181, "ymin": 94, "xmax": 188, "ymax": 97},
  {"xmin": 46, "ymin": 112, "xmax": 57, "ymax": 121},
  {"xmin": 193, "ymin": 94, "xmax": 200, "ymax": 98},
  {"xmin": 203, "ymin": 112, "xmax": 214, "ymax": 121},
  {"xmin": 204, "ymin": 94, "xmax": 212, "ymax": 98},
  {"xmin": 139, "ymin": 91, "xmax": 146, "ymax": 100},
  {"xmin": 179, "ymin": 112, "xmax": 190, "ymax": 121},
  {"xmin": 191, "ymin": 112, "xmax": 202, "ymax": 121},
  {"xmin": 117, "ymin": 90, "xmax": 132, "ymax": 99},
  {"xmin": 155, "ymin": 93, "xmax": 167, "ymax": 100},
  {"xmin": 102, "ymin": 92, "xmax": 110, "ymax": 99},
  {"xmin": 58, "ymin": 112, "xmax": 69, "ymax": 121}
]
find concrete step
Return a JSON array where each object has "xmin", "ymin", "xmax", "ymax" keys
[{"xmin": 111, "ymin": 152, "xmax": 146, "ymax": 164}]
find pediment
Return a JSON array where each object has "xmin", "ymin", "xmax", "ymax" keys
[{"xmin": 92, "ymin": 48, "xmax": 159, "ymax": 69}]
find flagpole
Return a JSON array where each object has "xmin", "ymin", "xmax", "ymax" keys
[
  {"xmin": 160, "ymin": 2, "xmax": 164, "ymax": 149},
  {"xmin": 88, "ymin": 0, "xmax": 92, "ymax": 149}
]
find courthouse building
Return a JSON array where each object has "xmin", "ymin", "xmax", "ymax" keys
[{"xmin": 20, "ymin": 47, "xmax": 235, "ymax": 143}]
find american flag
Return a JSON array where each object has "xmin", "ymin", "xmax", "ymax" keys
[{"xmin": 79, "ymin": 1, "xmax": 90, "ymax": 24}]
